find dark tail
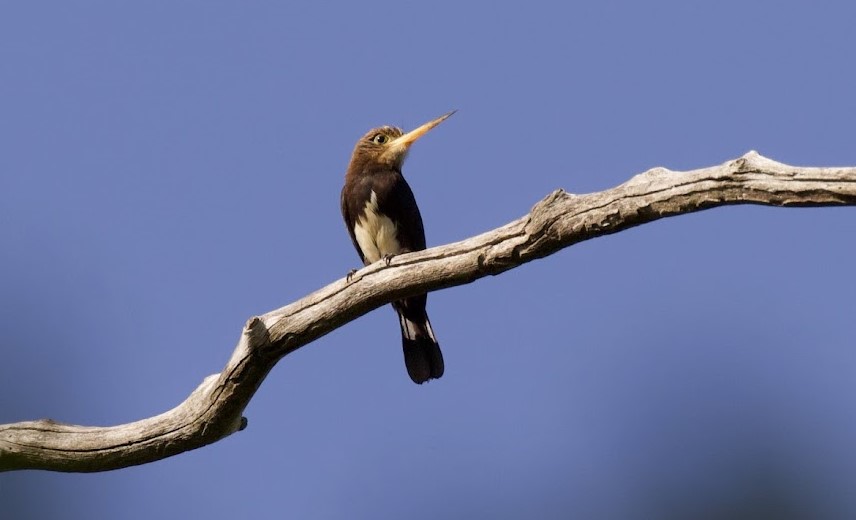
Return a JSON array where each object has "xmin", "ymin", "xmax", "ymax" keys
[{"xmin": 397, "ymin": 307, "xmax": 444, "ymax": 384}]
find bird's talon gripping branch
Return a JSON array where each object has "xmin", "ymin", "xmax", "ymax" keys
[
  {"xmin": 340, "ymin": 111, "xmax": 455, "ymax": 384},
  {"xmin": 346, "ymin": 268, "xmax": 358, "ymax": 282}
]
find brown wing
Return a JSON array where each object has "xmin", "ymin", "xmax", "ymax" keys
[
  {"xmin": 373, "ymin": 169, "xmax": 426, "ymax": 253},
  {"xmin": 340, "ymin": 183, "xmax": 367, "ymax": 265}
]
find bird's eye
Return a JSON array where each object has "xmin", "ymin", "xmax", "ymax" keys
[{"xmin": 372, "ymin": 134, "xmax": 388, "ymax": 144}]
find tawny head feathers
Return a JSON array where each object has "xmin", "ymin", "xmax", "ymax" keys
[{"xmin": 346, "ymin": 111, "xmax": 456, "ymax": 176}]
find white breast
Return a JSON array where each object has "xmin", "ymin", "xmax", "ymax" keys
[{"xmin": 353, "ymin": 190, "xmax": 400, "ymax": 264}]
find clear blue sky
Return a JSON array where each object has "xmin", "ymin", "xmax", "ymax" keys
[{"xmin": 3, "ymin": 2, "xmax": 856, "ymax": 519}]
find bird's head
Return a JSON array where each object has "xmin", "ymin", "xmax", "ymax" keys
[{"xmin": 347, "ymin": 111, "xmax": 455, "ymax": 174}]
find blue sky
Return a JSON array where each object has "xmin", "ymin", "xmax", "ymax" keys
[{"xmin": 2, "ymin": 2, "xmax": 856, "ymax": 518}]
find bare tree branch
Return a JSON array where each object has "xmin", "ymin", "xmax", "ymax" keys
[{"xmin": 2, "ymin": 151, "xmax": 855, "ymax": 473}]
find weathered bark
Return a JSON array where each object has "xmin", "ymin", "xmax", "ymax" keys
[{"xmin": 2, "ymin": 151, "xmax": 854, "ymax": 472}]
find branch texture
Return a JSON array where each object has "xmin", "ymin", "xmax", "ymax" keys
[{"xmin": 2, "ymin": 151, "xmax": 855, "ymax": 472}]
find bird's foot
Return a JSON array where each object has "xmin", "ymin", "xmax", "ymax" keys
[
  {"xmin": 382, "ymin": 254, "xmax": 396, "ymax": 266},
  {"xmin": 346, "ymin": 268, "xmax": 358, "ymax": 282}
]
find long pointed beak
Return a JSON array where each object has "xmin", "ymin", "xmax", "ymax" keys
[{"xmin": 387, "ymin": 110, "xmax": 456, "ymax": 156}]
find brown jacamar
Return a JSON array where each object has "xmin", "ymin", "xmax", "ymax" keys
[{"xmin": 340, "ymin": 111, "xmax": 454, "ymax": 384}]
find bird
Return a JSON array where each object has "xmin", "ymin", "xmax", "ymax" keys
[{"xmin": 340, "ymin": 111, "xmax": 455, "ymax": 384}]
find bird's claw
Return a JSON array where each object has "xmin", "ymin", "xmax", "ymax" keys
[
  {"xmin": 346, "ymin": 268, "xmax": 358, "ymax": 282},
  {"xmin": 382, "ymin": 254, "xmax": 396, "ymax": 266}
]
